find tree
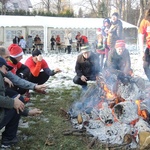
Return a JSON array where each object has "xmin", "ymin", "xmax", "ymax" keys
[
  {"xmin": 0, "ymin": 0, "xmax": 9, "ymax": 15},
  {"xmin": 78, "ymin": 7, "xmax": 83, "ymax": 17}
]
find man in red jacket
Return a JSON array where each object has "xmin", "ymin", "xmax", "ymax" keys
[{"xmin": 25, "ymin": 49, "xmax": 61, "ymax": 86}]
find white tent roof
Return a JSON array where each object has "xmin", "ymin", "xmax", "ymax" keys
[{"xmin": 0, "ymin": 15, "xmax": 137, "ymax": 29}]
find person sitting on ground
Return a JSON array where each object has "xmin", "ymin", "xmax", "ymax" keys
[
  {"xmin": 73, "ymin": 45, "xmax": 100, "ymax": 90},
  {"xmin": 25, "ymin": 49, "xmax": 61, "ymax": 88},
  {"xmin": 105, "ymin": 40, "xmax": 132, "ymax": 76},
  {"xmin": 0, "ymin": 46, "xmax": 47, "ymax": 98},
  {"xmin": 0, "ymin": 56, "xmax": 43, "ymax": 149},
  {"xmin": 7, "ymin": 42, "xmax": 30, "ymax": 95}
]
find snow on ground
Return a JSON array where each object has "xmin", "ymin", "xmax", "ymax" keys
[{"xmin": 21, "ymin": 45, "xmax": 148, "ymax": 91}]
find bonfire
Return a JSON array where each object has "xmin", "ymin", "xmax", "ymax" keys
[{"xmin": 67, "ymin": 70, "xmax": 150, "ymax": 149}]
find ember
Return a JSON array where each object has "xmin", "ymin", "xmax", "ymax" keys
[{"xmin": 68, "ymin": 72, "xmax": 150, "ymax": 149}]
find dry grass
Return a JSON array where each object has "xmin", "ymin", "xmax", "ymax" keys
[{"xmin": 15, "ymin": 86, "xmax": 104, "ymax": 150}]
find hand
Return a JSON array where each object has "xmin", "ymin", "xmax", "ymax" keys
[
  {"xmin": 14, "ymin": 94, "xmax": 25, "ymax": 114},
  {"xmin": 81, "ymin": 75, "xmax": 87, "ymax": 82},
  {"xmin": 37, "ymin": 55, "xmax": 43, "ymax": 61},
  {"xmin": 54, "ymin": 68, "xmax": 62, "ymax": 74},
  {"xmin": 28, "ymin": 108, "xmax": 43, "ymax": 116},
  {"xmin": 34, "ymin": 84, "xmax": 47, "ymax": 91},
  {"xmin": 4, "ymin": 77, "xmax": 14, "ymax": 87}
]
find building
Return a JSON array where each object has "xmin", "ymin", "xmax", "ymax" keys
[{"xmin": 2, "ymin": 0, "xmax": 32, "ymax": 12}]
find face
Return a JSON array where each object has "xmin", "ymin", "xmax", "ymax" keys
[
  {"xmin": 111, "ymin": 15, "xmax": 117, "ymax": 22},
  {"xmin": 0, "ymin": 65, "xmax": 8, "ymax": 74},
  {"xmin": 82, "ymin": 51, "xmax": 91, "ymax": 59},
  {"xmin": 116, "ymin": 47, "xmax": 125, "ymax": 55},
  {"xmin": 1, "ymin": 50, "xmax": 10, "ymax": 61},
  {"xmin": 32, "ymin": 56, "xmax": 38, "ymax": 63},
  {"xmin": 15, "ymin": 55, "xmax": 23, "ymax": 62}
]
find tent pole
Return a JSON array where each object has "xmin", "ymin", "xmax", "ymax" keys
[{"xmin": 43, "ymin": 26, "xmax": 48, "ymax": 54}]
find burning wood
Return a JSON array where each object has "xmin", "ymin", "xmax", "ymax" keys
[{"xmin": 68, "ymin": 72, "xmax": 150, "ymax": 149}]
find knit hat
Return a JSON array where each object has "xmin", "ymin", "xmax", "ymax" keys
[
  {"xmin": 115, "ymin": 40, "xmax": 125, "ymax": 48},
  {"xmin": 80, "ymin": 45, "xmax": 91, "ymax": 53},
  {"xmin": 103, "ymin": 18, "xmax": 111, "ymax": 24},
  {"xmin": 32, "ymin": 49, "xmax": 41, "ymax": 57},
  {"xmin": 8, "ymin": 44, "xmax": 23, "ymax": 58},
  {"xmin": 112, "ymin": 12, "xmax": 119, "ymax": 18},
  {"xmin": 0, "ymin": 57, "xmax": 13, "ymax": 71}
]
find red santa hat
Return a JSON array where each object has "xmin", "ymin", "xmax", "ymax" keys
[
  {"xmin": 8, "ymin": 44, "xmax": 24, "ymax": 58},
  {"xmin": 115, "ymin": 40, "xmax": 125, "ymax": 48},
  {"xmin": 96, "ymin": 28, "xmax": 102, "ymax": 35}
]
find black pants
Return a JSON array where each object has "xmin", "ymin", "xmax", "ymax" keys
[
  {"xmin": 28, "ymin": 71, "xmax": 49, "ymax": 85},
  {"xmin": 143, "ymin": 48, "xmax": 150, "ymax": 81},
  {"xmin": 67, "ymin": 46, "xmax": 72, "ymax": 54},
  {"xmin": 73, "ymin": 75, "xmax": 96, "ymax": 86}
]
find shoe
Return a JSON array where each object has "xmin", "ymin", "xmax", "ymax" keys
[
  {"xmin": 1, "ymin": 137, "xmax": 18, "ymax": 148},
  {"xmin": 35, "ymin": 89, "xmax": 47, "ymax": 94},
  {"xmin": 24, "ymin": 97, "xmax": 30, "ymax": 103},
  {"xmin": 25, "ymin": 91, "xmax": 30, "ymax": 98}
]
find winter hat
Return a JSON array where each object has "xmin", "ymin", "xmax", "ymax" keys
[
  {"xmin": 115, "ymin": 40, "xmax": 125, "ymax": 48},
  {"xmin": 96, "ymin": 28, "xmax": 102, "ymax": 35},
  {"xmin": 0, "ymin": 57, "xmax": 13, "ymax": 71},
  {"xmin": 8, "ymin": 44, "xmax": 23, "ymax": 58},
  {"xmin": 32, "ymin": 49, "xmax": 41, "ymax": 57},
  {"xmin": 80, "ymin": 45, "xmax": 91, "ymax": 53},
  {"xmin": 103, "ymin": 18, "xmax": 111, "ymax": 24},
  {"xmin": 112, "ymin": 12, "xmax": 119, "ymax": 18}
]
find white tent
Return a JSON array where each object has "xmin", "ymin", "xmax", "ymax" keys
[{"xmin": 0, "ymin": 16, "xmax": 138, "ymax": 52}]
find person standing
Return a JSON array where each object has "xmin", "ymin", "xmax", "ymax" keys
[
  {"xmin": 138, "ymin": 9, "xmax": 150, "ymax": 81},
  {"xmin": 64, "ymin": 29, "xmax": 72, "ymax": 54},
  {"xmin": 107, "ymin": 12, "xmax": 123, "ymax": 50},
  {"xmin": 75, "ymin": 32, "xmax": 82, "ymax": 52},
  {"xmin": 73, "ymin": 46, "xmax": 100, "ymax": 90},
  {"xmin": 26, "ymin": 35, "xmax": 33, "ymax": 54},
  {"xmin": 50, "ymin": 35, "xmax": 56, "ymax": 50},
  {"xmin": 19, "ymin": 36, "xmax": 27, "ymax": 54}
]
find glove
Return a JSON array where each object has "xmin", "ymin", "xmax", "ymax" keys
[{"xmin": 37, "ymin": 55, "xmax": 43, "ymax": 61}]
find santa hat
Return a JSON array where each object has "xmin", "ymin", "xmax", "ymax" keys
[
  {"xmin": 8, "ymin": 44, "xmax": 24, "ymax": 58},
  {"xmin": 115, "ymin": 40, "xmax": 125, "ymax": 48},
  {"xmin": 96, "ymin": 28, "xmax": 102, "ymax": 35}
]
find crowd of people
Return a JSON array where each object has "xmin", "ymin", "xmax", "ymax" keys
[{"xmin": 0, "ymin": 9, "xmax": 150, "ymax": 148}]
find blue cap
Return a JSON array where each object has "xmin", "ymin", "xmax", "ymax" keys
[{"xmin": 0, "ymin": 57, "xmax": 13, "ymax": 71}]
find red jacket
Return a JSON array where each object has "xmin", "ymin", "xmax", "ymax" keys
[{"xmin": 25, "ymin": 56, "xmax": 49, "ymax": 77}]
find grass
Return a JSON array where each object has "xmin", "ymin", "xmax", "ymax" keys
[{"xmin": 15, "ymin": 86, "xmax": 104, "ymax": 150}]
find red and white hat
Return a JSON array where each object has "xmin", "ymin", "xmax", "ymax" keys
[
  {"xmin": 96, "ymin": 28, "xmax": 102, "ymax": 35},
  {"xmin": 115, "ymin": 40, "xmax": 125, "ymax": 48},
  {"xmin": 8, "ymin": 44, "xmax": 24, "ymax": 58}
]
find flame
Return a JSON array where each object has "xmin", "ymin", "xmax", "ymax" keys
[
  {"xmin": 103, "ymin": 84, "xmax": 116, "ymax": 100},
  {"xmin": 135, "ymin": 100, "xmax": 148, "ymax": 119}
]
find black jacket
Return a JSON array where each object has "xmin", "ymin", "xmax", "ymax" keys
[{"xmin": 75, "ymin": 52, "xmax": 100, "ymax": 79}]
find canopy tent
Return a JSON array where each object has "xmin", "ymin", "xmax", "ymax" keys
[{"xmin": 0, "ymin": 15, "xmax": 138, "ymax": 52}]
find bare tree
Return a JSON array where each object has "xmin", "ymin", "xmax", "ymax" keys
[{"xmin": 0, "ymin": 0, "xmax": 9, "ymax": 14}]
